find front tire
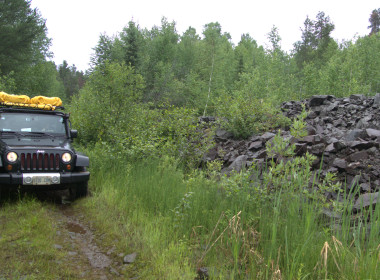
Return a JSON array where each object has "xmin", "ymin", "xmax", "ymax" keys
[
  {"xmin": 69, "ymin": 166, "xmax": 89, "ymax": 199},
  {"xmin": 75, "ymin": 181, "xmax": 88, "ymax": 198}
]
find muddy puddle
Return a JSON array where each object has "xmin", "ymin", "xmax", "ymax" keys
[{"xmin": 66, "ymin": 222, "xmax": 87, "ymax": 234}]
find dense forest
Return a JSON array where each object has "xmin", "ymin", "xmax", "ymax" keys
[
  {"xmin": 2, "ymin": 1, "xmax": 380, "ymax": 152},
  {"xmin": 1, "ymin": 1, "xmax": 380, "ymax": 109},
  {"xmin": 2, "ymin": 1, "xmax": 380, "ymax": 279}
]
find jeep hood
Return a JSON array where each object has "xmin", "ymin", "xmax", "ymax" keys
[{"xmin": 0, "ymin": 137, "xmax": 72, "ymax": 150}]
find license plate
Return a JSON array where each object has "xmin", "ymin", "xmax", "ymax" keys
[
  {"xmin": 33, "ymin": 176, "xmax": 52, "ymax": 185},
  {"xmin": 23, "ymin": 173, "xmax": 60, "ymax": 185}
]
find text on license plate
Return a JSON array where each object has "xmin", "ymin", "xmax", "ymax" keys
[{"xmin": 22, "ymin": 173, "xmax": 60, "ymax": 185}]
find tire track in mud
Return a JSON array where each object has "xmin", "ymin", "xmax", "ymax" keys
[
  {"xmin": 59, "ymin": 205, "xmax": 115, "ymax": 279},
  {"xmin": 41, "ymin": 191, "xmax": 127, "ymax": 279},
  {"xmin": 1, "ymin": 190, "xmax": 131, "ymax": 279}
]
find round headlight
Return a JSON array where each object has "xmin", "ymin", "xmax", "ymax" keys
[
  {"xmin": 6, "ymin": 152, "xmax": 18, "ymax": 163},
  {"xmin": 61, "ymin": 152, "xmax": 72, "ymax": 163}
]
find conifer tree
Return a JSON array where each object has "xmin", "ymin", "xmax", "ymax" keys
[
  {"xmin": 368, "ymin": 8, "xmax": 380, "ymax": 35},
  {"xmin": 0, "ymin": 0, "xmax": 51, "ymax": 74}
]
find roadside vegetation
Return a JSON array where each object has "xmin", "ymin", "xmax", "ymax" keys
[
  {"xmin": 0, "ymin": 198, "xmax": 76, "ymax": 279},
  {"xmin": 1, "ymin": 1, "xmax": 380, "ymax": 279},
  {"xmin": 77, "ymin": 121, "xmax": 380, "ymax": 279}
]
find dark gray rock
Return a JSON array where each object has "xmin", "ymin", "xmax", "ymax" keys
[
  {"xmin": 360, "ymin": 183, "xmax": 371, "ymax": 192},
  {"xmin": 123, "ymin": 252, "xmax": 137, "ymax": 264},
  {"xmin": 199, "ymin": 116, "xmax": 216, "ymax": 123},
  {"xmin": 294, "ymin": 143, "xmax": 307, "ymax": 156},
  {"xmin": 206, "ymin": 94, "xmax": 380, "ymax": 202},
  {"xmin": 349, "ymin": 150, "xmax": 368, "ymax": 162},
  {"xmin": 301, "ymin": 135, "xmax": 315, "ymax": 144},
  {"xmin": 354, "ymin": 192, "xmax": 379, "ymax": 210},
  {"xmin": 248, "ymin": 141, "xmax": 263, "ymax": 151},
  {"xmin": 349, "ymin": 141, "xmax": 376, "ymax": 150},
  {"xmin": 373, "ymin": 93, "xmax": 380, "ymax": 106},
  {"xmin": 227, "ymin": 155, "xmax": 248, "ymax": 173},
  {"xmin": 326, "ymin": 102, "xmax": 339, "ymax": 111},
  {"xmin": 306, "ymin": 125, "xmax": 317, "ymax": 135},
  {"xmin": 253, "ymin": 150, "xmax": 267, "ymax": 159},
  {"xmin": 333, "ymin": 141, "xmax": 346, "ymax": 151},
  {"xmin": 308, "ymin": 143, "xmax": 325, "ymax": 156},
  {"xmin": 366, "ymin": 128, "xmax": 380, "ymax": 138},
  {"xmin": 215, "ymin": 129, "xmax": 233, "ymax": 139},
  {"xmin": 345, "ymin": 129, "xmax": 366, "ymax": 141},
  {"xmin": 307, "ymin": 111, "xmax": 318, "ymax": 119},
  {"xmin": 261, "ymin": 132, "xmax": 276, "ymax": 142},
  {"xmin": 350, "ymin": 94, "xmax": 365, "ymax": 101},
  {"xmin": 203, "ymin": 147, "xmax": 219, "ymax": 161},
  {"xmin": 309, "ymin": 95, "xmax": 330, "ymax": 107},
  {"xmin": 348, "ymin": 175, "xmax": 361, "ymax": 191},
  {"xmin": 324, "ymin": 143, "xmax": 335, "ymax": 153},
  {"xmin": 332, "ymin": 158, "xmax": 347, "ymax": 170}
]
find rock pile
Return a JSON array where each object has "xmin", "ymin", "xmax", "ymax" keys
[{"xmin": 204, "ymin": 93, "xmax": 380, "ymax": 209}]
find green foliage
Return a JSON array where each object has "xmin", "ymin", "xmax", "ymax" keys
[
  {"xmin": 368, "ymin": 8, "xmax": 380, "ymax": 35},
  {"xmin": 261, "ymin": 123, "xmax": 342, "ymax": 211},
  {"xmin": 152, "ymin": 105, "xmax": 215, "ymax": 170},
  {"xmin": 0, "ymin": 198, "xmax": 76, "ymax": 279},
  {"xmin": 58, "ymin": 60, "xmax": 85, "ymax": 100},
  {"xmin": 0, "ymin": 72, "xmax": 16, "ymax": 93},
  {"xmin": 290, "ymin": 104, "xmax": 308, "ymax": 138},
  {"xmin": 14, "ymin": 61, "xmax": 65, "ymax": 99},
  {"xmin": 85, "ymin": 153, "xmax": 378, "ymax": 279},
  {"xmin": 216, "ymin": 92, "xmax": 291, "ymax": 139},
  {"xmin": 3, "ymin": 6, "xmax": 380, "ymax": 112},
  {"xmin": 48, "ymin": 11, "xmax": 380, "ymax": 280},
  {"xmin": 0, "ymin": 0, "xmax": 51, "ymax": 75},
  {"xmin": 266, "ymin": 130, "xmax": 295, "ymax": 158},
  {"xmin": 79, "ymin": 13, "xmax": 380, "ymax": 111},
  {"xmin": 172, "ymin": 191, "xmax": 194, "ymax": 228},
  {"xmin": 294, "ymin": 12, "xmax": 336, "ymax": 69},
  {"xmin": 90, "ymin": 33, "xmax": 123, "ymax": 70},
  {"xmin": 71, "ymin": 61, "xmax": 215, "ymax": 170},
  {"xmin": 70, "ymin": 61, "xmax": 144, "ymax": 143},
  {"xmin": 120, "ymin": 20, "xmax": 143, "ymax": 68}
]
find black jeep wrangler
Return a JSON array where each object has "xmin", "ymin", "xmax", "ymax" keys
[{"xmin": 0, "ymin": 105, "xmax": 90, "ymax": 198}]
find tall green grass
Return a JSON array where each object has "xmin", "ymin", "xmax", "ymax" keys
[
  {"xmin": 85, "ymin": 154, "xmax": 380, "ymax": 279},
  {"xmin": 0, "ymin": 198, "xmax": 77, "ymax": 279}
]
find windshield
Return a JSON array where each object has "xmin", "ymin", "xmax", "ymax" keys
[{"xmin": 0, "ymin": 112, "xmax": 66, "ymax": 135}]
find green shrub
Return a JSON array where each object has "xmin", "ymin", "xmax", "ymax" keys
[
  {"xmin": 69, "ymin": 61, "xmax": 145, "ymax": 144},
  {"xmin": 215, "ymin": 92, "xmax": 290, "ymax": 139}
]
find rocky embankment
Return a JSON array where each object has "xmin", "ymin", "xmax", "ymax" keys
[{"xmin": 204, "ymin": 93, "xmax": 380, "ymax": 210}]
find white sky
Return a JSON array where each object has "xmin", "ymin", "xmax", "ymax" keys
[{"xmin": 31, "ymin": 0, "xmax": 379, "ymax": 72}]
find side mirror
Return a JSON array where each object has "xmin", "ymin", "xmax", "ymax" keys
[{"xmin": 70, "ymin": 129, "xmax": 78, "ymax": 139}]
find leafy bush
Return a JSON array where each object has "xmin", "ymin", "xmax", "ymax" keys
[
  {"xmin": 70, "ymin": 62, "xmax": 215, "ymax": 171},
  {"xmin": 70, "ymin": 61, "xmax": 145, "ymax": 144},
  {"xmin": 0, "ymin": 72, "xmax": 16, "ymax": 93},
  {"xmin": 215, "ymin": 92, "xmax": 291, "ymax": 139}
]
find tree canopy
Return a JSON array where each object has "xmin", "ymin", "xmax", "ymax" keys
[
  {"xmin": 368, "ymin": 8, "xmax": 380, "ymax": 35},
  {"xmin": 0, "ymin": 0, "xmax": 51, "ymax": 74},
  {"xmin": 1, "ymin": 3, "xmax": 379, "ymax": 110}
]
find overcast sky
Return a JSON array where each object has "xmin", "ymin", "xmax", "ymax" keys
[{"xmin": 31, "ymin": 0, "xmax": 379, "ymax": 72}]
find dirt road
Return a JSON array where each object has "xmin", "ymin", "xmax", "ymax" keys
[{"xmin": 0, "ymin": 190, "xmax": 131, "ymax": 280}]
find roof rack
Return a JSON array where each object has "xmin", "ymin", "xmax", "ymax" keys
[
  {"xmin": 0, "ymin": 92, "xmax": 63, "ymax": 111},
  {"xmin": 0, "ymin": 102, "xmax": 64, "ymax": 111}
]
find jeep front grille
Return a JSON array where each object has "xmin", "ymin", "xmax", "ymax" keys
[{"xmin": 20, "ymin": 153, "xmax": 60, "ymax": 171}]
